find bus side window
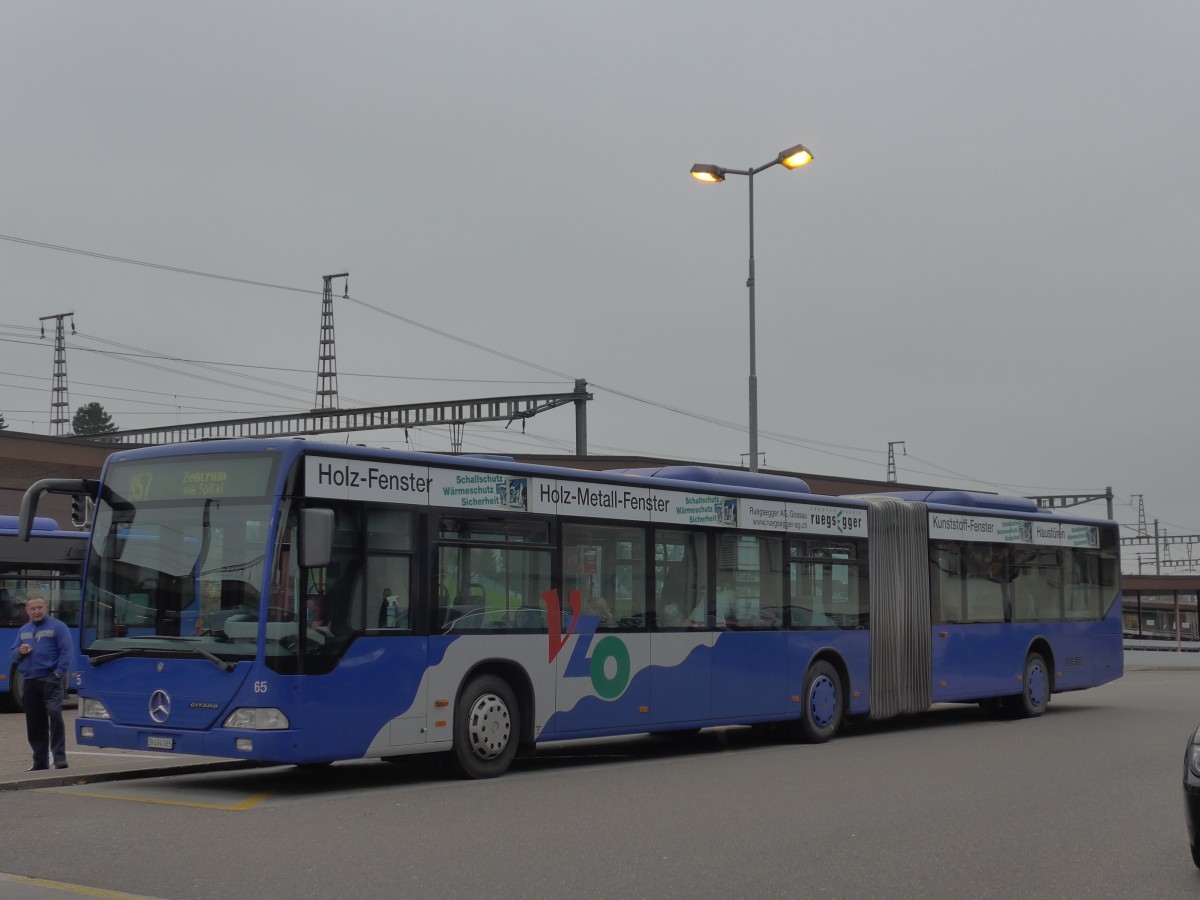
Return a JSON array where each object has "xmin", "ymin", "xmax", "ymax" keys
[
  {"xmin": 368, "ymin": 555, "xmax": 412, "ymax": 631},
  {"xmin": 366, "ymin": 509, "xmax": 415, "ymax": 631},
  {"xmin": 654, "ymin": 530, "xmax": 706, "ymax": 628},
  {"xmin": 1012, "ymin": 547, "xmax": 1058, "ymax": 622},
  {"xmin": 562, "ymin": 523, "xmax": 646, "ymax": 630},
  {"xmin": 964, "ymin": 545, "xmax": 1006, "ymax": 623},
  {"xmin": 0, "ymin": 589, "xmax": 11, "ymax": 627},
  {"xmin": 931, "ymin": 542, "xmax": 964, "ymax": 624},
  {"xmin": 716, "ymin": 534, "xmax": 784, "ymax": 629},
  {"xmin": 328, "ymin": 561, "xmax": 364, "ymax": 634},
  {"xmin": 1065, "ymin": 549, "xmax": 1103, "ymax": 620}
]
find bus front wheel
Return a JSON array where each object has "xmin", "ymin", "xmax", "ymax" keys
[
  {"xmin": 790, "ymin": 660, "xmax": 843, "ymax": 743},
  {"xmin": 451, "ymin": 675, "xmax": 519, "ymax": 779},
  {"xmin": 1003, "ymin": 652, "xmax": 1049, "ymax": 718}
]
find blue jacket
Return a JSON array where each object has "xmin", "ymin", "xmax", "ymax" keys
[{"xmin": 9, "ymin": 616, "xmax": 73, "ymax": 680}]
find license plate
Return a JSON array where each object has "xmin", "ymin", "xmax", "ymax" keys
[{"xmin": 146, "ymin": 736, "xmax": 174, "ymax": 750}]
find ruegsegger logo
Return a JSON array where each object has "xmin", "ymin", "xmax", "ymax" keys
[{"xmin": 808, "ymin": 508, "xmax": 866, "ymax": 535}]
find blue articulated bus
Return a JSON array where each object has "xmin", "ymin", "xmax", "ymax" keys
[
  {"xmin": 19, "ymin": 439, "xmax": 1122, "ymax": 777},
  {"xmin": 0, "ymin": 515, "xmax": 85, "ymax": 711}
]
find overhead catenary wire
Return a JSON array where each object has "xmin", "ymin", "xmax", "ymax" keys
[
  {"xmin": 0, "ymin": 239, "xmax": 961, "ymax": 467},
  {"xmin": 0, "ymin": 234, "xmax": 1167, "ymax": 523}
]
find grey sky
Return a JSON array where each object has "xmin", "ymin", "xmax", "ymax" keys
[{"xmin": 2, "ymin": 2, "xmax": 1197, "ymax": 568}]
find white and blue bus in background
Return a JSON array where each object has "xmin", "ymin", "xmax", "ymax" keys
[
  {"xmin": 0, "ymin": 514, "xmax": 85, "ymax": 711},
  {"xmin": 19, "ymin": 439, "xmax": 1123, "ymax": 777}
]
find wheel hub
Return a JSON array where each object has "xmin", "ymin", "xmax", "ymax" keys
[
  {"xmin": 467, "ymin": 692, "xmax": 511, "ymax": 760},
  {"xmin": 1027, "ymin": 663, "xmax": 1047, "ymax": 709},
  {"xmin": 810, "ymin": 675, "xmax": 837, "ymax": 728}
]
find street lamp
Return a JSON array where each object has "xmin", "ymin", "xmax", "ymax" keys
[{"xmin": 690, "ymin": 143, "xmax": 813, "ymax": 472}]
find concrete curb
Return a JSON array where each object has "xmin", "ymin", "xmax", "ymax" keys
[{"xmin": 0, "ymin": 758, "xmax": 264, "ymax": 793}]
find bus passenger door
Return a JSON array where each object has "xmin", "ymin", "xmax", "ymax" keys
[
  {"xmin": 555, "ymin": 621, "xmax": 650, "ymax": 735},
  {"xmin": 551, "ymin": 526, "xmax": 651, "ymax": 737},
  {"xmin": 711, "ymin": 632, "xmax": 787, "ymax": 718},
  {"xmin": 931, "ymin": 543, "xmax": 1012, "ymax": 701},
  {"xmin": 710, "ymin": 534, "xmax": 788, "ymax": 720},
  {"xmin": 649, "ymin": 530, "xmax": 714, "ymax": 725},
  {"xmin": 550, "ymin": 591, "xmax": 650, "ymax": 736}
]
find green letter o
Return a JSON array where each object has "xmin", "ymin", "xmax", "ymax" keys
[{"xmin": 589, "ymin": 636, "xmax": 631, "ymax": 700}]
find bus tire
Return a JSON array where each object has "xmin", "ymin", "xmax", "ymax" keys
[
  {"xmin": 1, "ymin": 666, "xmax": 24, "ymax": 713},
  {"xmin": 1003, "ymin": 652, "xmax": 1050, "ymax": 718},
  {"xmin": 451, "ymin": 675, "xmax": 519, "ymax": 779},
  {"xmin": 791, "ymin": 660, "xmax": 843, "ymax": 743}
]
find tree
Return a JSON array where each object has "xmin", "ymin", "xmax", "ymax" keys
[
  {"xmin": 72, "ymin": 402, "xmax": 119, "ymax": 436},
  {"xmin": 0, "ymin": 411, "xmax": 7, "ymax": 430}
]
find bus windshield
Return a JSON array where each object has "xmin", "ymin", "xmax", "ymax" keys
[{"xmin": 83, "ymin": 454, "xmax": 279, "ymax": 665}]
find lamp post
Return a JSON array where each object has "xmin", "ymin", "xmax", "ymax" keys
[{"xmin": 691, "ymin": 143, "xmax": 813, "ymax": 472}]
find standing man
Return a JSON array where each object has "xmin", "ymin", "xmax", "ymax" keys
[{"xmin": 10, "ymin": 596, "xmax": 72, "ymax": 770}]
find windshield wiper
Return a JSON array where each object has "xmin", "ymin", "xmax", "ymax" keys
[
  {"xmin": 151, "ymin": 636, "xmax": 237, "ymax": 672},
  {"xmin": 91, "ymin": 648, "xmax": 141, "ymax": 667},
  {"xmin": 91, "ymin": 637, "xmax": 236, "ymax": 672}
]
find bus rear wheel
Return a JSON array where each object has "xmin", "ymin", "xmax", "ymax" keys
[
  {"xmin": 1002, "ymin": 652, "xmax": 1049, "ymax": 718},
  {"xmin": 451, "ymin": 675, "xmax": 519, "ymax": 779},
  {"xmin": 1, "ymin": 667, "xmax": 24, "ymax": 713},
  {"xmin": 789, "ymin": 660, "xmax": 843, "ymax": 743}
]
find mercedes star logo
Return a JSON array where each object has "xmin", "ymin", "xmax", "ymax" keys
[{"xmin": 148, "ymin": 689, "xmax": 172, "ymax": 723}]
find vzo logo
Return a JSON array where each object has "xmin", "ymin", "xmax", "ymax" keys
[{"xmin": 541, "ymin": 588, "xmax": 631, "ymax": 700}]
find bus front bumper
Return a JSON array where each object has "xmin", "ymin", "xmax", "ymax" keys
[{"xmin": 76, "ymin": 717, "xmax": 306, "ymax": 764}]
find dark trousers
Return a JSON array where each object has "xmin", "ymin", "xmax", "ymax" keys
[{"xmin": 23, "ymin": 675, "xmax": 66, "ymax": 767}]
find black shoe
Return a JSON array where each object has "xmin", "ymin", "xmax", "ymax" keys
[
  {"xmin": 53, "ymin": 760, "xmax": 68, "ymax": 769},
  {"xmin": 27, "ymin": 765, "xmax": 47, "ymax": 772}
]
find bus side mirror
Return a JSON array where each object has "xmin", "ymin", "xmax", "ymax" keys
[{"xmin": 299, "ymin": 508, "xmax": 334, "ymax": 570}]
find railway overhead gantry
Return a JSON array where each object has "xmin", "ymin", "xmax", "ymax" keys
[{"xmin": 93, "ymin": 381, "xmax": 594, "ymax": 454}]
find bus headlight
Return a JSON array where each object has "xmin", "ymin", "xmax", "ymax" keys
[
  {"xmin": 80, "ymin": 697, "xmax": 111, "ymax": 720},
  {"xmin": 223, "ymin": 708, "xmax": 289, "ymax": 730}
]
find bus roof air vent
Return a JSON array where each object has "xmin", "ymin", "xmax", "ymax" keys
[
  {"xmin": 857, "ymin": 490, "xmax": 1043, "ymax": 514},
  {"xmin": 606, "ymin": 466, "xmax": 810, "ymax": 495}
]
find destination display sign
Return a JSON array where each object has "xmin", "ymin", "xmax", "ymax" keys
[
  {"xmin": 304, "ymin": 456, "xmax": 870, "ymax": 537},
  {"xmin": 108, "ymin": 455, "xmax": 278, "ymax": 503}
]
